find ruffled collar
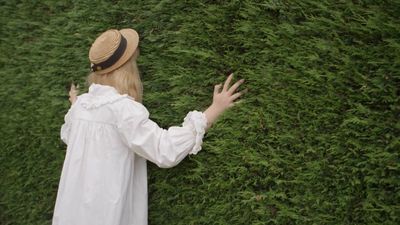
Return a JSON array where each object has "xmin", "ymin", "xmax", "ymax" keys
[{"xmin": 79, "ymin": 84, "xmax": 131, "ymax": 109}]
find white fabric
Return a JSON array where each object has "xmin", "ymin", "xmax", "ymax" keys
[{"xmin": 52, "ymin": 83, "xmax": 207, "ymax": 225}]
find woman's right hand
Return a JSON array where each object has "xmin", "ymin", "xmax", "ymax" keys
[
  {"xmin": 212, "ymin": 73, "xmax": 245, "ymax": 112},
  {"xmin": 203, "ymin": 73, "xmax": 246, "ymax": 129}
]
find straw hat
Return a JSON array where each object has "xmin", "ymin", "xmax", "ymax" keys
[{"xmin": 89, "ymin": 28, "xmax": 139, "ymax": 74}]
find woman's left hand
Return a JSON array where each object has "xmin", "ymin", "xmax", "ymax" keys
[{"xmin": 69, "ymin": 83, "xmax": 78, "ymax": 105}]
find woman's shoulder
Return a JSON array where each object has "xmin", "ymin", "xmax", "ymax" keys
[{"xmin": 113, "ymin": 96, "xmax": 150, "ymax": 118}]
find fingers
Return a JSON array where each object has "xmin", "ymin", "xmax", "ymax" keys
[
  {"xmin": 229, "ymin": 100, "xmax": 244, "ymax": 108},
  {"xmin": 223, "ymin": 73, "xmax": 234, "ymax": 91},
  {"xmin": 230, "ymin": 88, "xmax": 247, "ymax": 100},
  {"xmin": 228, "ymin": 79, "xmax": 244, "ymax": 94},
  {"xmin": 69, "ymin": 84, "xmax": 75, "ymax": 94},
  {"xmin": 230, "ymin": 92, "xmax": 242, "ymax": 101},
  {"xmin": 69, "ymin": 83, "xmax": 79, "ymax": 95},
  {"xmin": 214, "ymin": 83, "xmax": 222, "ymax": 95},
  {"xmin": 69, "ymin": 83, "xmax": 79, "ymax": 104}
]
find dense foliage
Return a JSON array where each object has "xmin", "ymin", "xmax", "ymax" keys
[{"xmin": 1, "ymin": 0, "xmax": 399, "ymax": 224}]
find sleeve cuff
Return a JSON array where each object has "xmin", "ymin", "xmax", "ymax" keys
[{"xmin": 182, "ymin": 110, "xmax": 207, "ymax": 155}]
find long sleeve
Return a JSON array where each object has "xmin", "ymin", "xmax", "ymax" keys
[{"xmin": 116, "ymin": 99, "xmax": 207, "ymax": 168}]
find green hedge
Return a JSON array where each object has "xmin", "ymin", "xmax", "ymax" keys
[{"xmin": 1, "ymin": 0, "xmax": 399, "ymax": 224}]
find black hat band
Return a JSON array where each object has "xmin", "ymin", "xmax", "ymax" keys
[{"xmin": 91, "ymin": 35, "xmax": 127, "ymax": 72}]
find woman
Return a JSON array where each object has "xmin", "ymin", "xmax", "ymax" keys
[{"xmin": 52, "ymin": 28, "xmax": 245, "ymax": 225}]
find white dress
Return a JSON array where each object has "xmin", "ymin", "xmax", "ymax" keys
[{"xmin": 52, "ymin": 84, "xmax": 207, "ymax": 225}]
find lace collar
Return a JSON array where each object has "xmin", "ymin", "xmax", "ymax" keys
[{"xmin": 79, "ymin": 84, "xmax": 132, "ymax": 109}]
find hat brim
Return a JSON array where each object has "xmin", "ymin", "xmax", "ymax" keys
[{"xmin": 95, "ymin": 28, "xmax": 139, "ymax": 75}]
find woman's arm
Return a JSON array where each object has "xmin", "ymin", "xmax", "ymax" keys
[
  {"xmin": 117, "ymin": 74, "xmax": 245, "ymax": 168},
  {"xmin": 117, "ymin": 101, "xmax": 207, "ymax": 168}
]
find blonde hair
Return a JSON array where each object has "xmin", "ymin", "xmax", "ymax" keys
[{"xmin": 87, "ymin": 51, "xmax": 143, "ymax": 102}]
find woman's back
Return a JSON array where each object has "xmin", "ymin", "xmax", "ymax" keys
[{"xmin": 54, "ymin": 84, "xmax": 148, "ymax": 225}]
